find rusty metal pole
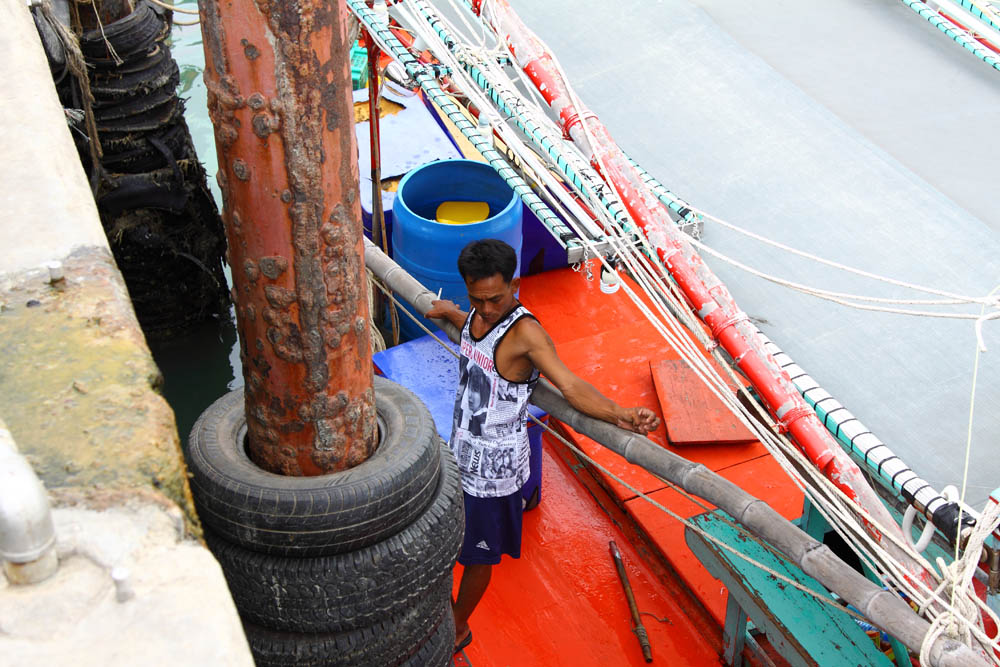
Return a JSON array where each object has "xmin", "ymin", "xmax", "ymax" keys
[
  {"xmin": 609, "ymin": 541, "xmax": 654, "ymax": 663},
  {"xmin": 198, "ymin": 0, "xmax": 375, "ymax": 475}
]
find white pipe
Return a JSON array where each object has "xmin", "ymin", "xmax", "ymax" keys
[{"xmin": 0, "ymin": 417, "xmax": 57, "ymax": 584}]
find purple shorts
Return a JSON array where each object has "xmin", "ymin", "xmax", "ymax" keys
[{"xmin": 457, "ymin": 490, "xmax": 523, "ymax": 566}]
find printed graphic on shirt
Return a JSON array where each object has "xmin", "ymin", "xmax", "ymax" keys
[
  {"xmin": 450, "ymin": 306, "xmax": 539, "ymax": 498},
  {"xmin": 454, "ymin": 356, "xmax": 491, "ymax": 438},
  {"xmin": 461, "ymin": 338, "xmax": 495, "ymax": 374}
]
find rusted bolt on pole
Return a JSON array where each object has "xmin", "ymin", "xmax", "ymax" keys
[{"xmin": 199, "ymin": 0, "xmax": 375, "ymax": 475}]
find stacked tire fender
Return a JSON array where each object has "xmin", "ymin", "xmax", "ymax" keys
[
  {"xmin": 188, "ymin": 376, "xmax": 463, "ymax": 666},
  {"xmin": 40, "ymin": 0, "xmax": 230, "ymax": 338}
]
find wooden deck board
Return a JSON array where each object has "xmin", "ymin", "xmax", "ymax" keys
[{"xmin": 650, "ymin": 358, "xmax": 757, "ymax": 447}]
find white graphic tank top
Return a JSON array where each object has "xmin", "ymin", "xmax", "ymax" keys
[{"xmin": 449, "ymin": 304, "xmax": 540, "ymax": 498}]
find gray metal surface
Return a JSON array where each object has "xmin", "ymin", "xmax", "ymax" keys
[{"xmin": 508, "ymin": 0, "xmax": 1000, "ymax": 508}]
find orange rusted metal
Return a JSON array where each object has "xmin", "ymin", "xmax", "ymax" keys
[{"xmin": 199, "ymin": 0, "xmax": 375, "ymax": 475}]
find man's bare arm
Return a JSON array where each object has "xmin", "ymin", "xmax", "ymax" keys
[
  {"xmin": 519, "ymin": 320, "xmax": 660, "ymax": 435},
  {"xmin": 426, "ymin": 299, "xmax": 468, "ymax": 330}
]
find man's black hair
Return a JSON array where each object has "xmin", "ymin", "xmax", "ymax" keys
[{"xmin": 457, "ymin": 239, "xmax": 517, "ymax": 283}]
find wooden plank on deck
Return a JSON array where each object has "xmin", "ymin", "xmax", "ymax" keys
[{"xmin": 651, "ymin": 359, "xmax": 756, "ymax": 447}]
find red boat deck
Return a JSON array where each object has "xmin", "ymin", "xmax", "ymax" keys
[{"xmin": 452, "ymin": 262, "xmax": 805, "ymax": 666}]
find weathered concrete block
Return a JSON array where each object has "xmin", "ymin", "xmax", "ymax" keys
[
  {"xmin": 0, "ymin": 0, "xmax": 197, "ymax": 532},
  {"xmin": 1, "ymin": 3, "xmax": 249, "ymax": 664},
  {"xmin": 0, "ymin": 249, "xmax": 199, "ymax": 531},
  {"xmin": 0, "ymin": 488, "xmax": 253, "ymax": 666}
]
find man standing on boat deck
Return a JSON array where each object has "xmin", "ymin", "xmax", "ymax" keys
[{"xmin": 426, "ymin": 239, "xmax": 660, "ymax": 653}]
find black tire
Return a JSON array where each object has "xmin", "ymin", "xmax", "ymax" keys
[
  {"xmin": 90, "ymin": 56, "xmax": 178, "ymax": 100},
  {"xmin": 90, "ymin": 42, "xmax": 170, "ymax": 77},
  {"xmin": 80, "ymin": 2, "xmax": 164, "ymax": 60},
  {"xmin": 101, "ymin": 123, "xmax": 188, "ymax": 172},
  {"xmin": 205, "ymin": 442, "xmax": 464, "ymax": 633},
  {"xmin": 100, "ymin": 116, "xmax": 181, "ymax": 153},
  {"xmin": 403, "ymin": 604, "xmax": 455, "ymax": 667},
  {"xmin": 189, "ymin": 376, "xmax": 443, "ymax": 557},
  {"xmin": 88, "ymin": 43, "xmax": 167, "ymax": 74},
  {"xmin": 97, "ymin": 169, "xmax": 188, "ymax": 216},
  {"xmin": 242, "ymin": 580, "xmax": 453, "ymax": 666},
  {"xmin": 93, "ymin": 87, "xmax": 178, "ymax": 121},
  {"xmin": 95, "ymin": 97, "xmax": 179, "ymax": 133}
]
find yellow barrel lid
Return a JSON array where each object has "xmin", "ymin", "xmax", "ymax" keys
[{"xmin": 435, "ymin": 200, "xmax": 490, "ymax": 225}]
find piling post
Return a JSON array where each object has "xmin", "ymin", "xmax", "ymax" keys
[{"xmin": 198, "ymin": 0, "xmax": 375, "ymax": 475}]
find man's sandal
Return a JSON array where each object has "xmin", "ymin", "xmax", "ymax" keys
[{"xmin": 454, "ymin": 630, "xmax": 473, "ymax": 654}]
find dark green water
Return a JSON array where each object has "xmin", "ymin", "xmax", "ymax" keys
[{"xmin": 147, "ymin": 5, "xmax": 239, "ymax": 449}]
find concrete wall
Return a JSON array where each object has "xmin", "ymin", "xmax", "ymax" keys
[{"xmin": 0, "ymin": 1, "xmax": 251, "ymax": 663}]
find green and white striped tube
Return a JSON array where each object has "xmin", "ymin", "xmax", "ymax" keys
[
  {"xmin": 900, "ymin": 0, "xmax": 1000, "ymax": 72},
  {"xmin": 346, "ymin": 0, "xmax": 581, "ymax": 254}
]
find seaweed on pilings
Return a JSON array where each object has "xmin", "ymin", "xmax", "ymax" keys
[
  {"xmin": 102, "ymin": 153, "xmax": 230, "ymax": 339},
  {"xmin": 43, "ymin": 0, "xmax": 231, "ymax": 340}
]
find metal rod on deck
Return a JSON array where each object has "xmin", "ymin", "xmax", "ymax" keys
[
  {"xmin": 609, "ymin": 540, "xmax": 653, "ymax": 663},
  {"xmin": 367, "ymin": 37, "xmax": 386, "ymax": 254}
]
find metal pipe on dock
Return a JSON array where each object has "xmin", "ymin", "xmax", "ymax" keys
[
  {"xmin": 361, "ymin": 237, "xmax": 988, "ymax": 667},
  {"xmin": 0, "ymin": 418, "xmax": 57, "ymax": 585}
]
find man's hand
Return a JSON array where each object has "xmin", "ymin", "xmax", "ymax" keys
[
  {"xmin": 615, "ymin": 407, "xmax": 660, "ymax": 435},
  {"xmin": 425, "ymin": 299, "xmax": 458, "ymax": 319},
  {"xmin": 425, "ymin": 299, "xmax": 467, "ymax": 329}
]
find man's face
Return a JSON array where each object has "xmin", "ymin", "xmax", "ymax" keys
[{"xmin": 466, "ymin": 273, "xmax": 520, "ymax": 327}]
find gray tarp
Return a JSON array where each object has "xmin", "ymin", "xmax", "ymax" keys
[{"xmin": 508, "ymin": 0, "xmax": 1000, "ymax": 508}]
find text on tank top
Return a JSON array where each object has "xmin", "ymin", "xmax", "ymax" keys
[{"xmin": 449, "ymin": 304, "xmax": 539, "ymax": 498}]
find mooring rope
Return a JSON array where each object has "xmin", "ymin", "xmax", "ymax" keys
[
  {"xmin": 369, "ymin": 278, "xmax": 1000, "ymax": 657},
  {"xmin": 409, "ymin": 0, "xmax": 920, "ymax": 595},
  {"xmin": 39, "ymin": 0, "xmax": 103, "ymax": 172},
  {"xmin": 363, "ymin": 3, "xmax": 1000, "ymax": 657}
]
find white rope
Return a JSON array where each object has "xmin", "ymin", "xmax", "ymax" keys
[
  {"xmin": 88, "ymin": 0, "xmax": 123, "ymax": 66},
  {"xmin": 381, "ymin": 5, "xmax": 999, "ymax": 655},
  {"xmin": 921, "ymin": 285, "xmax": 1000, "ymax": 663},
  {"xmin": 369, "ymin": 279, "xmax": 881, "ymax": 625},
  {"xmin": 692, "ymin": 206, "xmax": 999, "ymax": 307},
  {"xmin": 372, "ymin": 278, "xmax": 1000, "ymax": 663},
  {"xmin": 513, "ymin": 29, "xmax": 945, "ymax": 613},
  {"xmin": 485, "ymin": 36, "xmax": 907, "ymax": 595},
  {"xmin": 365, "ymin": 270, "xmax": 386, "ymax": 354},
  {"xmin": 920, "ymin": 502, "xmax": 1000, "ymax": 665},
  {"xmin": 690, "ymin": 236, "xmax": 1000, "ymax": 324},
  {"xmin": 441, "ymin": 0, "xmax": 491, "ymax": 51},
  {"xmin": 147, "ymin": 0, "xmax": 200, "ymax": 15},
  {"xmin": 498, "ymin": 31, "xmax": 997, "ymax": 645},
  {"xmin": 444, "ymin": 8, "xmax": 954, "ymax": 615},
  {"xmin": 961, "ymin": 285, "xmax": 1000, "ymax": 507}
]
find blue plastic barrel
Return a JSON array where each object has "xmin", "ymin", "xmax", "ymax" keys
[{"xmin": 392, "ymin": 159, "xmax": 523, "ymax": 342}]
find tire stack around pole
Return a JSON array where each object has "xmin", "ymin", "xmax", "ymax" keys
[
  {"xmin": 64, "ymin": 0, "xmax": 230, "ymax": 339},
  {"xmin": 188, "ymin": 376, "xmax": 463, "ymax": 666}
]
